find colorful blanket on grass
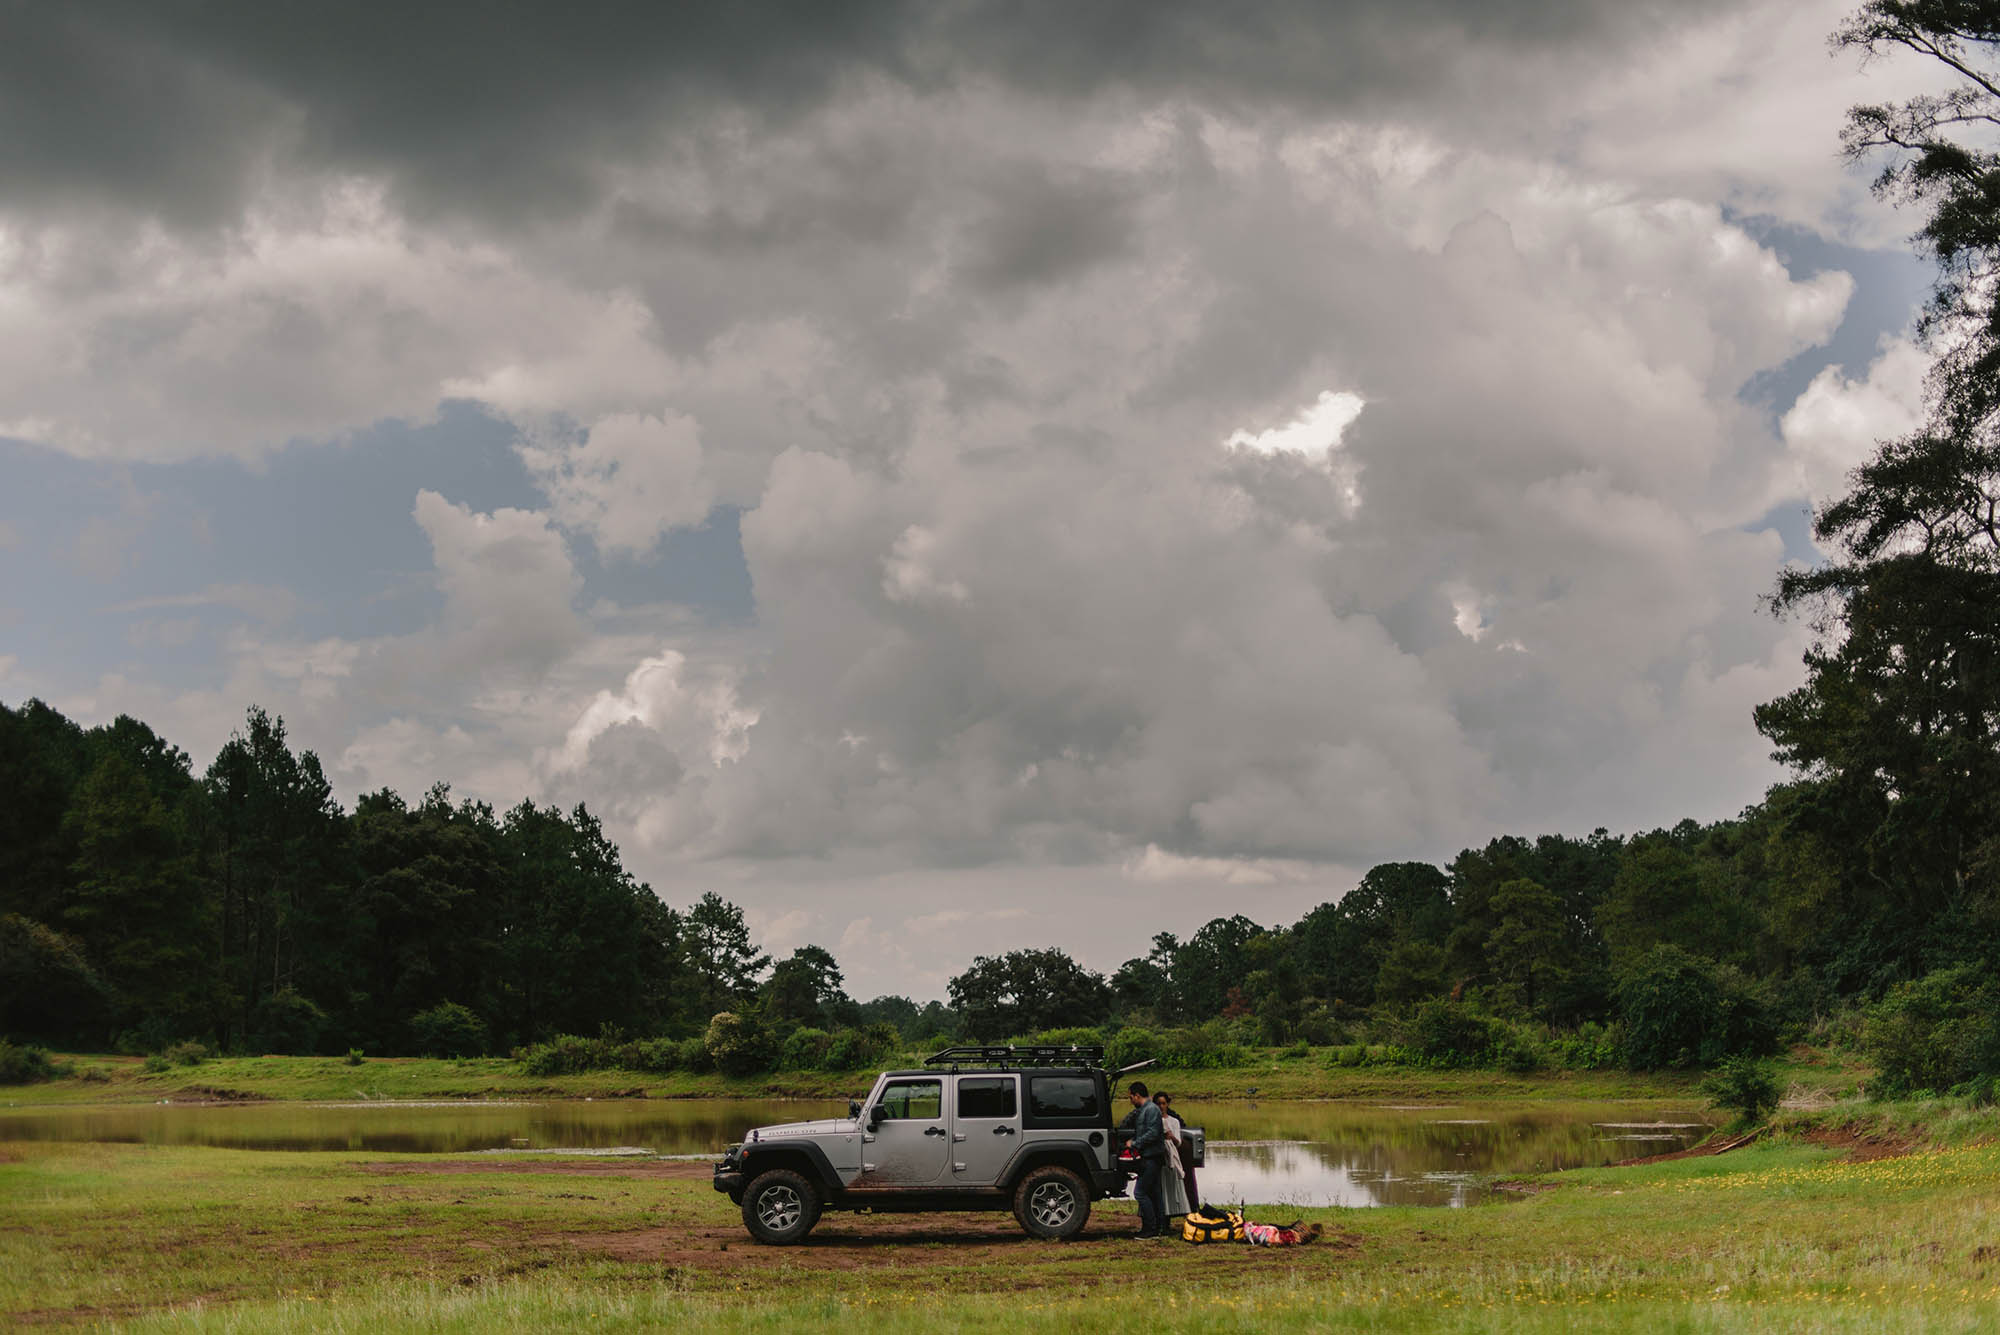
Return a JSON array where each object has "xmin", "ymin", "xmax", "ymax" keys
[{"xmin": 1243, "ymin": 1221, "xmax": 1307, "ymax": 1246}]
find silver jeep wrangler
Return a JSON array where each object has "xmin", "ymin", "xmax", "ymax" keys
[{"xmin": 712, "ymin": 1045, "xmax": 1203, "ymax": 1244}]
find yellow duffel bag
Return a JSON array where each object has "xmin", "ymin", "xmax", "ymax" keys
[{"xmin": 1181, "ymin": 1207, "xmax": 1245, "ymax": 1244}]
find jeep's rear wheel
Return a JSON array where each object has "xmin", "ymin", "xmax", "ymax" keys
[
  {"xmin": 1013, "ymin": 1164, "xmax": 1090, "ymax": 1240},
  {"xmin": 741, "ymin": 1168, "xmax": 820, "ymax": 1245}
]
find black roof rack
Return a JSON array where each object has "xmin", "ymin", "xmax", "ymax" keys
[{"xmin": 923, "ymin": 1044, "xmax": 1105, "ymax": 1071}]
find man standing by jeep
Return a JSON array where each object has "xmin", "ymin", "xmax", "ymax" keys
[{"xmin": 1127, "ymin": 1081, "xmax": 1167, "ymax": 1238}]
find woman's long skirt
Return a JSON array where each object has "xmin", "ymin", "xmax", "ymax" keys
[{"xmin": 1159, "ymin": 1143, "xmax": 1192, "ymax": 1216}]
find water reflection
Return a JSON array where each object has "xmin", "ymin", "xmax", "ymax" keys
[
  {"xmin": 0, "ymin": 1098, "xmax": 1710, "ymax": 1207},
  {"xmin": 1187, "ymin": 1102, "xmax": 1711, "ymax": 1206},
  {"xmin": 0, "ymin": 1099, "xmax": 827, "ymax": 1156}
]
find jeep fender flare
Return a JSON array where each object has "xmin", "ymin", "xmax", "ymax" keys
[
  {"xmin": 738, "ymin": 1140, "xmax": 844, "ymax": 1199},
  {"xmin": 998, "ymin": 1139, "xmax": 1101, "ymax": 1194}
]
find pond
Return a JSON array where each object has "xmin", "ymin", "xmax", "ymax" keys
[{"xmin": 0, "ymin": 1098, "xmax": 1711, "ymax": 1207}]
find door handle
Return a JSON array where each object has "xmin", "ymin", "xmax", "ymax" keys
[
  {"xmin": 992, "ymin": 1125, "xmax": 1016, "ymax": 1135},
  {"xmin": 923, "ymin": 1125, "xmax": 947, "ymax": 1137}
]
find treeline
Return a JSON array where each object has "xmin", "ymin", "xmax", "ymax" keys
[
  {"xmin": 5, "ymin": 693, "xmax": 1996, "ymax": 1094},
  {"xmin": 945, "ymin": 812, "xmax": 1949, "ymax": 1078},
  {"xmin": 0, "ymin": 701, "xmax": 940, "ymax": 1059}
]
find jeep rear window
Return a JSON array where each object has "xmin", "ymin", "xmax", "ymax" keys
[
  {"xmin": 956, "ymin": 1077, "xmax": 1017, "ymax": 1120},
  {"xmin": 1027, "ymin": 1075, "xmax": 1099, "ymax": 1122},
  {"xmin": 877, "ymin": 1079, "xmax": 942, "ymax": 1120}
]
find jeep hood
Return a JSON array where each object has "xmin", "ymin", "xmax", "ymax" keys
[{"xmin": 744, "ymin": 1117, "xmax": 860, "ymax": 1141}]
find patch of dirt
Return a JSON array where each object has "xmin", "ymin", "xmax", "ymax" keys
[
  {"xmin": 13, "ymin": 1294, "xmax": 236, "ymax": 1327},
  {"xmin": 13, "ymin": 1304, "xmax": 149, "ymax": 1327},
  {"xmin": 1488, "ymin": 1179, "xmax": 1556, "ymax": 1195},
  {"xmin": 547, "ymin": 1212, "xmax": 1362, "ymax": 1274},
  {"xmin": 353, "ymin": 1159, "xmax": 1365, "ymax": 1273},
  {"xmin": 364, "ymin": 1159, "xmax": 709, "ymax": 1179},
  {"xmin": 1607, "ymin": 1127, "xmax": 1763, "ymax": 1168},
  {"xmin": 167, "ymin": 1085, "xmax": 270, "ymax": 1103},
  {"xmin": 1803, "ymin": 1126, "xmax": 1915, "ymax": 1162}
]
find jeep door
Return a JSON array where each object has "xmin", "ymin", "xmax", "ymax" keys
[
  {"xmin": 860, "ymin": 1076, "xmax": 950, "ymax": 1185},
  {"xmin": 949, "ymin": 1074, "xmax": 1021, "ymax": 1184}
]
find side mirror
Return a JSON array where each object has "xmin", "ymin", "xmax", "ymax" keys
[
  {"xmin": 848, "ymin": 1099, "xmax": 862, "ymax": 1119},
  {"xmin": 868, "ymin": 1105, "xmax": 886, "ymax": 1131}
]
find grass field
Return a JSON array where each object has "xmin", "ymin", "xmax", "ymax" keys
[
  {"xmin": 4, "ymin": 1048, "xmax": 1787, "ymax": 1107},
  {"xmin": 4, "ymin": 1099, "xmax": 1997, "ymax": 1331}
]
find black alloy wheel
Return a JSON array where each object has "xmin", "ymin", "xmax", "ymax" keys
[
  {"xmin": 1012, "ymin": 1164, "xmax": 1090, "ymax": 1241},
  {"xmin": 741, "ymin": 1168, "xmax": 821, "ymax": 1245}
]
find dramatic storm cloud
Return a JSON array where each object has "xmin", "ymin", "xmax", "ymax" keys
[{"xmin": 0, "ymin": 0, "xmax": 1949, "ymax": 995}]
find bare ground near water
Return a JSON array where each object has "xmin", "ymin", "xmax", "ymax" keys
[{"xmin": 362, "ymin": 1158, "xmax": 1358, "ymax": 1275}]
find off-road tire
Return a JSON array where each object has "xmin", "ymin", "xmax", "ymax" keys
[
  {"xmin": 1012, "ymin": 1164, "xmax": 1090, "ymax": 1241},
  {"xmin": 741, "ymin": 1168, "xmax": 820, "ymax": 1245}
]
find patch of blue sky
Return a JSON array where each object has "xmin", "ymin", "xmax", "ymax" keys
[
  {"xmin": 1730, "ymin": 211, "xmax": 1932, "ymax": 417},
  {"xmin": 1727, "ymin": 213, "xmax": 1932, "ymax": 567},
  {"xmin": 1, "ymin": 401, "xmax": 753, "ymax": 699}
]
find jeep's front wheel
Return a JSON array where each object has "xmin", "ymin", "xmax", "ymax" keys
[
  {"xmin": 741, "ymin": 1168, "xmax": 820, "ymax": 1245},
  {"xmin": 1013, "ymin": 1165, "xmax": 1090, "ymax": 1240}
]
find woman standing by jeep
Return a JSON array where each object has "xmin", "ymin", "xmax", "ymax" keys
[
  {"xmin": 1155, "ymin": 1092, "xmax": 1191, "ymax": 1220},
  {"xmin": 1157, "ymin": 1092, "xmax": 1199, "ymax": 1214}
]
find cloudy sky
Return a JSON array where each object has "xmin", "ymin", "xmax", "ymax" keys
[{"xmin": 0, "ymin": 1, "xmax": 1951, "ymax": 999}]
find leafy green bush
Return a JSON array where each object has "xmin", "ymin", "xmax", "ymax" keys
[
  {"xmin": 1029, "ymin": 1027, "xmax": 1107, "ymax": 1050},
  {"xmin": 345, "ymin": 1048, "xmax": 366, "ymax": 1066},
  {"xmin": 1546, "ymin": 1022, "xmax": 1622, "ymax": 1071},
  {"xmin": 246, "ymin": 988, "xmax": 327, "ymax": 1056},
  {"xmin": 142, "ymin": 1053, "xmax": 171, "ymax": 1074},
  {"xmin": 514, "ymin": 1032, "xmax": 682, "ymax": 1076},
  {"xmin": 1491, "ymin": 1025, "xmax": 1545, "ymax": 1073},
  {"xmin": 163, "ymin": 1040, "xmax": 209, "ymax": 1067},
  {"xmin": 674, "ymin": 1036, "xmax": 712, "ymax": 1073},
  {"xmin": 519, "ymin": 1033, "xmax": 600, "ymax": 1077},
  {"xmin": 0, "ymin": 1039, "xmax": 63, "ymax": 1084},
  {"xmin": 1863, "ymin": 965, "xmax": 2000, "ymax": 1097},
  {"xmin": 1293, "ymin": 1002, "xmax": 1342, "ymax": 1047},
  {"xmin": 1615, "ymin": 945, "xmax": 1774, "ymax": 1069},
  {"xmin": 1105, "ymin": 1026, "xmax": 1157, "ymax": 1071},
  {"xmin": 1406, "ymin": 1000, "xmax": 1498, "ymax": 1067},
  {"xmin": 631, "ymin": 1037, "xmax": 681, "ymax": 1072},
  {"xmin": 821, "ymin": 1024, "xmax": 897, "ymax": 1071},
  {"xmin": 1325, "ymin": 1043, "xmax": 1368, "ymax": 1068},
  {"xmin": 1702, "ymin": 1054, "xmax": 1781, "ymax": 1123},
  {"xmin": 780, "ymin": 1027, "xmax": 833, "ymax": 1071},
  {"xmin": 1105, "ymin": 1025, "xmax": 1251, "ymax": 1072},
  {"xmin": 407, "ymin": 1001, "xmax": 488, "ymax": 1058},
  {"xmin": 705, "ymin": 1011, "xmax": 776, "ymax": 1076}
]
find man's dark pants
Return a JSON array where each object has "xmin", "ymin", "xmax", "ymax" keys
[{"xmin": 1134, "ymin": 1155, "xmax": 1166, "ymax": 1236}]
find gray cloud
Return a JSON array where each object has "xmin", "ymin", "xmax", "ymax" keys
[
  {"xmin": 3, "ymin": 0, "xmax": 1728, "ymax": 231},
  {"xmin": 5, "ymin": 0, "xmax": 1958, "ymax": 994}
]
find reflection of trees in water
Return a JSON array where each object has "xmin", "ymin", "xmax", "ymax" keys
[
  {"xmin": 1, "ymin": 1099, "xmax": 851, "ymax": 1155},
  {"xmin": 8, "ymin": 1099, "xmax": 1711, "ymax": 1203},
  {"xmin": 1196, "ymin": 1103, "xmax": 1712, "ymax": 1206}
]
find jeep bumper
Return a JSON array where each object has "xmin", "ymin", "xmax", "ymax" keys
[{"xmin": 713, "ymin": 1149, "xmax": 746, "ymax": 1202}]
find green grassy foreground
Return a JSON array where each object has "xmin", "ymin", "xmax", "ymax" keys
[
  {"xmin": 5, "ymin": 1049, "xmax": 1762, "ymax": 1107},
  {"xmin": 4, "ymin": 1103, "xmax": 1997, "ymax": 1331}
]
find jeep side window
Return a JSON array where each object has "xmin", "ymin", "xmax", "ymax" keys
[
  {"xmin": 956, "ymin": 1076, "xmax": 1016, "ymax": 1119},
  {"xmin": 1027, "ymin": 1075, "xmax": 1099, "ymax": 1120},
  {"xmin": 876, "ymin": 1079, "xmax": 942, "ymax": 1120}
]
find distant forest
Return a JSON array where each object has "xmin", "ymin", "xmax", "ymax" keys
[{"xmin": 2, "ymin": 651, "xmax": 1994, "ymax": 1084}]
